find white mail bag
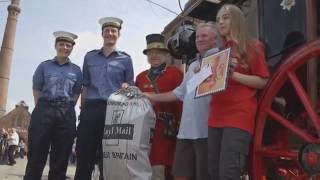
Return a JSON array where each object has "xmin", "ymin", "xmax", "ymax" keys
[{"xmin": 102, "ymin": 87, "xmax": 156, "ymax": 180}]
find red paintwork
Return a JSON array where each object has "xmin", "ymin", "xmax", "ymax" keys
[
  {"xmin": 306, "ymin": 152, "xmax": 318, "ymax": 167},
  {"xmin": 252, "ymin": 39, "xmax": 320, "ymax": 179}
]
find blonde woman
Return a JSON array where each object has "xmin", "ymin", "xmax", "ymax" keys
[{"xmin": 207, "ymin": 4, "xmax": 270, "ymax": 179}]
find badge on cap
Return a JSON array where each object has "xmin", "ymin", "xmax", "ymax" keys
[
  {"xmin": 53, "ymin": 31, "xmax": 78, "ymax": 44},
  {"xmin": 99, "ymin": 17, "xmax": 123, "ymax": 30}
]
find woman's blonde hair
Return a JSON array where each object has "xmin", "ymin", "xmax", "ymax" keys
[{"xmin": 217, "ymin": 4, "xmax": 250, "ymax": 63}]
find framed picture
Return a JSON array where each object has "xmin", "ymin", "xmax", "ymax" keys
[{"xmin": 195, "ymin": 48, "xmax": 231, "ymax": 98}]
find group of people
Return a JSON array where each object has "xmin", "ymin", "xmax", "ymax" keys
[
  {"xmin": 24, "ymin": 4, "xmax": 269, "ymax": 180},
  {"xmin": 144, "ymin": 4, "xmax": 269, "ymax": 180},
  {"xmin": 0, "ymin": 128, "xmax": 26, "ymax": 165}
]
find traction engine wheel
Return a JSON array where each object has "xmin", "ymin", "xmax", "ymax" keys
[{"xmin": 252, "ymin": 39, "xmax": 320, "ymax": 180}]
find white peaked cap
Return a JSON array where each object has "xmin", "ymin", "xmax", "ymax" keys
[
  {"xmin": 53, "ymin": 31, "xmax": 78, "ymax": 44},
  {"xmin": 99, "ymin": 17, "xmax": 123, "ymax": 29}
]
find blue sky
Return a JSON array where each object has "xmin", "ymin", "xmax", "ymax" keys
[{"xmin": 0, "ymin": 0, "xmax": 188, "ymax": 113}]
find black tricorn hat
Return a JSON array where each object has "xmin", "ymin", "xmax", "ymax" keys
[{"xmin": 143, "ymin": 34, "xmax": 169, "ymax": 55}]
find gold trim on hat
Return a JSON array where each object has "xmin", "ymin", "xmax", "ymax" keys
[{"xmin": 147, "ymin": 42, "xmax": 166, "ymax": 49}]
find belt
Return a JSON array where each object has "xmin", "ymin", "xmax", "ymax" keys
[
  {"xmin": 38, "ymin": 98, "xmax": 74, "ymax": 107},
  {"xmin": 84, "ymin": 99, "xmax": 106, "ymax": 104},
  {"xmin": 84, "ymin": 99, "xmax": 107, "ymax": 106}
]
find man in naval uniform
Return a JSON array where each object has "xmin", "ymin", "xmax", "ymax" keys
[
  {"xmin": 75, "ymin": 17, "xmax": 134, "ymax": 180},
  {"xmin": 24, "ymin": 31, "xmax": 82, "ymax": 180}
]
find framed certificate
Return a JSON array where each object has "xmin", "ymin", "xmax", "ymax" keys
[{"xmin": 195, "ymin": 48, "xmax": 231, "ymax": 98}]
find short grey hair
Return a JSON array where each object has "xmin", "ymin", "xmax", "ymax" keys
[
  {"xmin": 196, "ymin": 22, "xmax": 218, "ymax": 33},
  {"xmin": 196, "ymin": 22, "xmax": 223, "ymax": 48}
]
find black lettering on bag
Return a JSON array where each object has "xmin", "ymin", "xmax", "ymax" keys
[{"xmin": 103, "ymin": 124, "xmax": 134, "ymax": 140}]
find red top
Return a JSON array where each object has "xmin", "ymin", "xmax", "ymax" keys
[
  {"xmin": 208, "ymin": 40, "xmax": 270, "ymax": 134},
  {"xmin": 135, "ymin": 66, "xmax": 183, "ymax": 166}
]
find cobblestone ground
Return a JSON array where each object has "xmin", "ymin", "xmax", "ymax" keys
[{"xmin": 0, "ymin": 158, "xmax": 76, "ymax": 180}]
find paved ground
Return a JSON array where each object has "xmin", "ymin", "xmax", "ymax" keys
[{"xmin": 0, "ymin": 158, "xmax": 76, "ymax": 180}]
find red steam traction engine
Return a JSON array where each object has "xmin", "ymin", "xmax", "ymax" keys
[{"xmin": 165, "ymin": 0, "xmax": 320, "ymax": 179}]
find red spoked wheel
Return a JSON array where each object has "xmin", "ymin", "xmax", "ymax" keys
[{"xmin": 252, "ymin": 39, "xmax": 320, "ymax": 180}]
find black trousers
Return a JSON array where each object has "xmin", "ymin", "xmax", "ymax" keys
[
  {"xmin": 24, "ymin": 101, "xmax": 76, "ymax": 180},
  {"xmin": 74, "ymin": 100, "xmax": 106, "ymax": 180},
  {"xmin": 8, "ymin": 145, "xmax": 17, "ymax": 164},
  {"xmin": 208, "ymin": 127, "xmax": 252, "ymax": 180}
]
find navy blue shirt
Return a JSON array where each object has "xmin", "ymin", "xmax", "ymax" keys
[
  {"xmin": 33, "ymin": 58, "xmax": 83, "ymax": 103},
  {"xmin": 82, "ymin": 49, "xmax": 134, "ymax": 101}
]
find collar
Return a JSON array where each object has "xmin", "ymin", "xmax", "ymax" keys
[
  {"xmin": 150, "ymin": 63, "xmax": 167, "ymax": 73},
  {"xmin": 98, "ymin": 48, "xmax": 121, "ymax": 56},
  {"xmin": 147, "ymin": 63, "xmax": 167, "ymax": 82},
  {"xmin": 196, "ymin": 47, "xmax": 220, "ymax": 63},
  {"xmin": 53, "ymin": 57, "xmax": 71, "ymax": 65}
]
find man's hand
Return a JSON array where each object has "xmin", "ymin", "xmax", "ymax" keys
[{"xmin": 121, "ymin": 82, "xmax": 129, "ymax": 89}]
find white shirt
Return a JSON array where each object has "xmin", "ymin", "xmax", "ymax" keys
[
  {"xmin": 173, "ymin": 48, "xmax": 219, "ymax": 139},
  {"xmin": 8, "ymin": 132, "xmax": 19, "ymax": 146}
]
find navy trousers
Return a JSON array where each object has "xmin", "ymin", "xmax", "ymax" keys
[
  {"xmin": 24, "ymin": 101, "xmax": 76, "ymax": 180},
  {"xmin": 74, "ymin": 100, "xmax": 106, "ymax": 180}
]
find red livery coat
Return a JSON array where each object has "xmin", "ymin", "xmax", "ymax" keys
[{"xmin": 135, "ymin": 65, "xmax": 183, "ymax": 166}]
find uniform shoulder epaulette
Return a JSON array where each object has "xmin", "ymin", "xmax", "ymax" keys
[
  {"xmin": 41, "ymin": 59, "xmax": 54, "ymax": 65},
  {"xmin": 119, "ymin": 51, "xmax": 131, "ymax": 57},
  {"xmin": 70, "ymin": 62, "xmax": 81, "ymax": 69},
  {"xmin": 43, "ymin": 59, "xmax": 52, "ymax": 63},
  {"xmin": 87, "ymin": 49, "xmax": 100, "ymax": 54}
]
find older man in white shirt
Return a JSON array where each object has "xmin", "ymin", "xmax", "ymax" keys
[
  {"xmin": 7, "ymin": 128, "xmax": 19, "ymax": 165},
  {"xmin": 144, "ymin": 22, "xmax": 220, "ymax": 180}
]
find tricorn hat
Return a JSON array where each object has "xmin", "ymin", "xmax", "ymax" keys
[
  {"xmin": 99, "ymin": 17, "xmax": 123, "ymax": 30},
  {"xmin": 53, "ymin": 31, "xmax": 78, "ymax": 45},
  {"xmin": 143, "ymin": 34, "xmax": 169, "ymax": 55}
]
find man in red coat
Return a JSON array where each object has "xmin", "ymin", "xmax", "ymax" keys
[{"xmin": 136, "ymin": 34, "xmax": 183, "ymax": 180}]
